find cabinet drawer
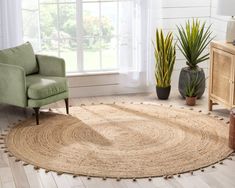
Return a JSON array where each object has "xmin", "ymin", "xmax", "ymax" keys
[
  {"xmin": 210, "ymin": 48, "xmax": 234, "ymax": 105},
  {"xmin": 213, "ymin": 50, "xmax": 232, "ymax": 76}
]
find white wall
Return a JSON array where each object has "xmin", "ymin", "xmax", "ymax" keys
[
  {"xmin": 210, "ymin": 0, "xmax": 229, "ymax": 40},
  {"xmin": 67, "ymin": 72, "xmax": 151, "ymax": 98},
  {"xmin": 0, "ymin": 18, "xmax": 2, "ymax": 49}
]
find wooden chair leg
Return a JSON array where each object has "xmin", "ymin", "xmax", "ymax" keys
[
  {"xmin": 64, "ymin": 98, "xmax": 69, "ymax": 114},
  {"xmin": 33, "ymin": 107, "xmax": 40, "ymax": 125}
]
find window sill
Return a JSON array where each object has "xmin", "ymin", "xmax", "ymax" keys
[{"xmin": 66, "ymin": 71, "xmax": 119, "ymax": 77}]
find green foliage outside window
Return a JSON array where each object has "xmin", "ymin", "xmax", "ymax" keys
[{"xmin": 39, "ymin": 5, "xmax": 114, "ymax": 51}]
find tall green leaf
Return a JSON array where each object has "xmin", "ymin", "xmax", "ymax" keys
[
  {"xmin": 177, "ymin": 19, "xmax": 214, "ymax": 69},
  {"xmin": 153, "ymin": 29, "xmax": 176, "ymax": 88}
]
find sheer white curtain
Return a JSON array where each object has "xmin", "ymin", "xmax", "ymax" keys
[
  {"xmin": 0, "ymin": 0, "xmax": 23, "ymax": 49},
  {"xmin": 118, "ymin": 0, "xmax": 161, "ymax": 90}
]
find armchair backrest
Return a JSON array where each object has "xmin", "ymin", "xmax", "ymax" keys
[{"xmin": 0, "ymin": 42, "xmax": 38, "ymax": 75}]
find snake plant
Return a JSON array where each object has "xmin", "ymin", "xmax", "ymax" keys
[
  {"xmin": 153, "ymin": 29, "xmax": 176, "ymax": 88},
  {"xmin": 177, "ymin": 19, "xmax": 213, "ymax": 69}
]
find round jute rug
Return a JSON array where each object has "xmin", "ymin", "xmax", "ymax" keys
[{"xmin": 4, "ymin": 103, "xmax": 233, "ymax": 179}]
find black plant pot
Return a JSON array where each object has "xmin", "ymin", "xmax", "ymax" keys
[
  {"xmin": 178, "ymin": 67, "xmax": 205, "ymax": 99},
  {"xmin": 156, "ymin": 86, "xmax": 171, "ymax": 100}
]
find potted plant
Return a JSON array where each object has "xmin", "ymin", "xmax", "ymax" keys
[
  {"xmin": 153, "ymin": 29, "xmax": 176, "ymax": 100},
  {"xmin": 185, "ymin": 73, "xmax": 204, "ymax": 106},
  {"xmin": 177, "ymin": 19, "xmax": 213, "ymax": 98}
]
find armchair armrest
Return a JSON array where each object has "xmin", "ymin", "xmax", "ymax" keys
[
  {"xmin": 0, "ymin": 63, "xmax": 27, "ymax": 107},
  {"xmin": 36, "ymin": 54, "xmax": 66, "ymax": 77}
]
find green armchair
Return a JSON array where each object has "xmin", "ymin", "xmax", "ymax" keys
[{"xmin": 0, "ymin": 42, "xmax": 69, "ymax": 125}]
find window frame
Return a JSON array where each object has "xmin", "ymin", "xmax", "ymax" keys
[{"xmin": 22, "ymin": 0, "xmax": 121, "ymax": 73}]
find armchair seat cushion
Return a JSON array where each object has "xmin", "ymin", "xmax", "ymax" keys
[{"xmin": 26, "ymin": 75, "xmax": 68, "ymax": 100}]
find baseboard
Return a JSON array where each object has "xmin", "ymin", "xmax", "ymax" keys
[{"xmin": 69, "ymin": 84, "xmax": 153, "ymax": 98}]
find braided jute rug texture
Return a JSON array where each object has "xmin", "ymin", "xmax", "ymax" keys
[{"xmin": 4, "ymin": 102, "xmax": 234, "ymax": 179}]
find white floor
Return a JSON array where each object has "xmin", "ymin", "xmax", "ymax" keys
[{"xmin": 0, "ymin": 92, "xmax": 234, "ymax": 188}]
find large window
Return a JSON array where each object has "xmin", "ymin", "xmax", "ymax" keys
[{"xmin": 22, "ymin": 0, "xmax": 134, "ymax": 73}]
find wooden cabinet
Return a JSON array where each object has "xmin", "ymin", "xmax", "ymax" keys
[{"xmin": 209, "ymin": 41, "xmax": 235, "ymax": 111}]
